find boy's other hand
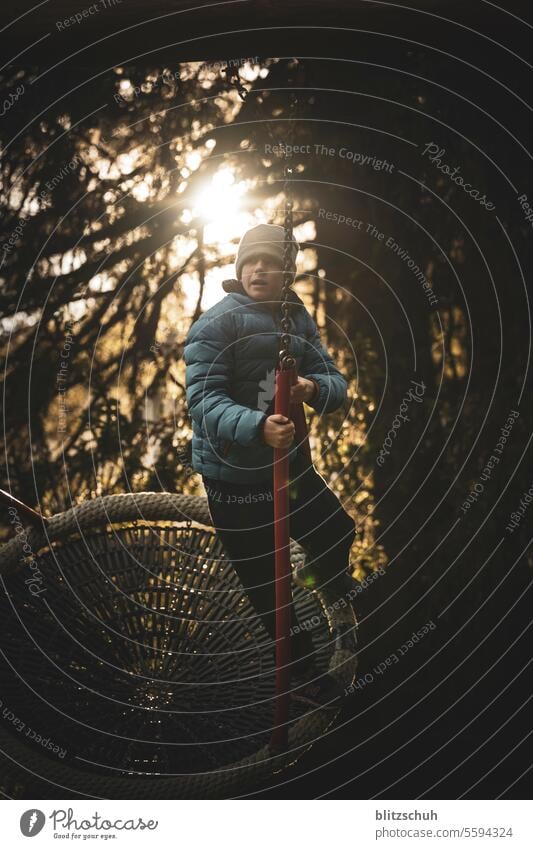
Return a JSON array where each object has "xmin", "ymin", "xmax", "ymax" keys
[
  {"xmin": 290, "ymin": 376, "xmax": 318, "ymax": 404},
  {"xmin": 261, "ymin": 414, "xmax": 295, "ymax": 448}
]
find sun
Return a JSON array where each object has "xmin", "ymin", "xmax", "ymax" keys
[
  {"xmin": 191, "ymin": 167, "xmax": 246, "ymax": 227},
  {"xmin": 178, "ymin": 166, "xmax": 269, "ymax": 312}
]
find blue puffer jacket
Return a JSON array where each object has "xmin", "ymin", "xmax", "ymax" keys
[{"xmin": 183, "ymin": 280, "xmax": 348, "ymax": 483}]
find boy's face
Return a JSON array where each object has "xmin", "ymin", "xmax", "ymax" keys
[{"xmin": 240, "ymin": 253, "xmax": 285, "ymax": 302}]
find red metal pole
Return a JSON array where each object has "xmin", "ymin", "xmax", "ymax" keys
[{"xmin": 270, "ymin": 365, "xmax": 295, "ymax": 751}]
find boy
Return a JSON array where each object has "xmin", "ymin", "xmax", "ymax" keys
[{"xmin": 184, "ymin": 223, "xmax": 357, "ymax": 703}]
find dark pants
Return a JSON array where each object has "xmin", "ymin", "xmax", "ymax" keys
[{"xmin": 202, "ymin": 456, "xmax": 356, "ymax": 650}]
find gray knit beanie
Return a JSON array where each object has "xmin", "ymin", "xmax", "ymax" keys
[{"xmin": 235, "ymin": 223, "xmax": 299, "ymax": 281}]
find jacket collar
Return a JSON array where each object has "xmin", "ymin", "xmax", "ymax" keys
[{"xmin": 222, "ymin": 278, "xmax": 305, "ymax": 313}]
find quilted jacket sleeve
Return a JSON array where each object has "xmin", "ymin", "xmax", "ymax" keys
[
  {"xmin": 184, "ymin": 311, "xmax": 267, "ymax": 447},
  {"xmin": 300, "ymin": 312, "xmax": 348, "ymax": 413}
]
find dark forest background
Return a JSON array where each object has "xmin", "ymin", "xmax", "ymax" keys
[{"xmin": 0, "ymin": 0, "xmax": 531, "ymax": 799}]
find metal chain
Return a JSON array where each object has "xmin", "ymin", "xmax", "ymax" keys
[
  {"xmin": 278, "ymin": 87, "xmax": 299, "ymax": 370},
  {"xmin": 279, "ymin": 174, "xmax": 294, "ymax": 368},
  {"xmin": 221, "ymin": 65, "xmax": 302, "ymax": 369}
]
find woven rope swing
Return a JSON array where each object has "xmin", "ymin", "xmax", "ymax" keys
[
  {"xmin": 0, "ymin": 64, "xmax": 358, "ymax": 799},
  {"xmin": 0, "ymin": 492, "xmax": 357, "ymax": 798}
]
